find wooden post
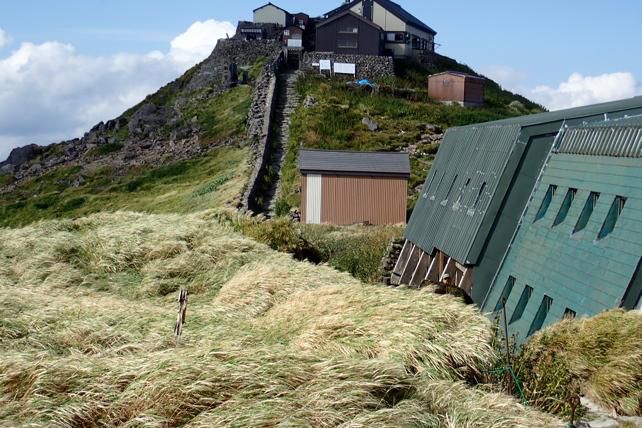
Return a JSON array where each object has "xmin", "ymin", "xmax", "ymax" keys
[{"xmin": 174, "ymin": 289, "xmax": 188, "ymax": 343}]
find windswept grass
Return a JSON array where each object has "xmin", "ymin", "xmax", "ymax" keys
[
  {"xmin": 0, "ymin": 211, "xmax": 562, "ymax": 427},
  {"xmin": 514, "ymin": 310, "xmax": 642, "ymax": 417}
]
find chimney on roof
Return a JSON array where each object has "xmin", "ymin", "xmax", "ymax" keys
[{"xmin": 363, "ymin": 0, "xmax": 373, "ymax": 21}]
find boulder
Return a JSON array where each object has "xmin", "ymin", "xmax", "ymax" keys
[
  {"xmin": 304, "ymin": 95, "xmax": 316, "ymax": 108},
  {"xmin": 362, "ymin": 116, "xmax": 379, "ymax": 132},
  {"xmin": 2, "ymin": 144, "xmax": 43, "ymax": 167}
]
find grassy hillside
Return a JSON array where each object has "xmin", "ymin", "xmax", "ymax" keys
[
  {"xmin": 277, "ymin": 58, "xmax": 544, "ymax": 215},
  {"xmin": 0, "ymin": 147, "xmax": 247, "ymax": 228},
  {"xmin": 0, "ymin": 211, "xmax": 562, "ymax": 427}
]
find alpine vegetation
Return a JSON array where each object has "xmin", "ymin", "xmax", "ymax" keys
[{"xmin": 0, "ymin": 211, "xmax": 562, "ymax": 427}]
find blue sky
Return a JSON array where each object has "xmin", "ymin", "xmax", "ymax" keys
[{"xmin": 1, "ymin": 0, "xmax": 641, "ymax": 160}]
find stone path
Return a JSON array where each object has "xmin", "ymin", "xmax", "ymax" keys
[{"xmin": 262, "ymin": 70, "xmax": 301, "ymax": 216}]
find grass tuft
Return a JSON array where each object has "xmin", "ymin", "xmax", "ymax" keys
[{"xmin": 515, "ymin": 309, "xmax": 642, "ymax": 417}]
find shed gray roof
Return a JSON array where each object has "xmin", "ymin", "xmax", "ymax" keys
[
  {"xmin": 429, "ymin": 71, "xmax": 485, "ymax": 81},
  {"xmin": 298, "ymin": 149, "xmax": 410, "ymax": 176}
]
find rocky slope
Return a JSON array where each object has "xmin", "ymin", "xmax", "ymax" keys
[{"xmin": 0, "ymin": 40, "xmax": 281, "ymax": 193}]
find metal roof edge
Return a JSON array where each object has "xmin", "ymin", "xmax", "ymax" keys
[{"xmin": 464, "ymin": 96, "xmax": 642, "ymax": 129}]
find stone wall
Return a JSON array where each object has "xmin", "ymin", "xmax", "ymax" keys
[
  {"xmin": 301, "ymin": 52, "xmax": 394, "ymax": 80},
  {"xmin": 380, "ymin": 237, "xmax": 406, "ymax": 286},
  {"xmin": 239, "ymin": 52, "xmax": 284, "ymax": 211}
]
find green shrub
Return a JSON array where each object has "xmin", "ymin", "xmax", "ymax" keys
[
  {"xmin": 300, "ymin": 225, "xmax": 403, "ymax": 283},
  {"xmin": 274, "ymin": 199, "xmax": 291, "ymax": 217},
  {"xmin": 59, "ymin": 196, "xmax": 87, "ymax": 212},
  {"xmin": 192, "ymin": 173, "xmax": 233, "ymax": 197},
  {"xmin": 86, "ymin": 143, "xmax": 124, "ymax": 158}
]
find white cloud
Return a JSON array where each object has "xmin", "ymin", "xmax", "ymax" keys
[
  {"xmin": 0, "ymin": 19, "xmax": 234, "ymax": 163},
  {"xmin": 169, "ymin": 19, "xmax": 236, "ymax": 66},
  {"xmin": 479, "ymin": 65, "xmax": 528, "ymax": 91},
  {"xmin": 0, "ymin": 28, "xmax": 9, "ymax": 48},
  {"xmin": 482, "ymin": 65, "xmax": 642, "ymax": 111},
  {"xmin": 530, "ymin": 72, "xmax": 642, "ymax": 111}
]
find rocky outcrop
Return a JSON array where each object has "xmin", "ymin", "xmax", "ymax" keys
[{"xmin": 0, "ymin": 144, "xmax": 45, "ymax": 174}]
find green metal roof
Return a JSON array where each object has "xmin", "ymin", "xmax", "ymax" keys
[
  {"xmin": 557, "ymin": 116, "xmax": 642, "ymax": 157},
  {"xmin": 405, "ymin": 97, "xmax": 642, "ymax": 270},
  {"xmin": 482, "ymin": 117, "xmax": 642, "ymax": 342},
  {"xmin": 405, "ymin": 124, "xmax": 522, "ymax": 264},
  {"xmin": 487, "ymin": 96, "xmax": 642, "ymax": 127}
]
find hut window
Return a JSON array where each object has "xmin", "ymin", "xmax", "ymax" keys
[
  {"xmin": 534, "ymin": 185, "xmax": 556, "ymax": 223},
  {"xmin": 573, "ymin": 192, "xmax": 600, "ymax": 234},
  {"xmin": 597, "ymin": 196, "xmax": 626, "ymax": 240},
  {"xmin": 563, "ymin": 308, "xmax": 577, "ymax": 319},
  {"xmin": 553, "ymin": 188, "xmax": 577, "ymax": 227},
  {"xmin": 387, "ymin": 32, "xmax": 406, "ymax": 42},
  {"xmin": 621, "ymin": 257, "xmax": 642, "ymax": 310},
  {"xmin": 338, "ymin": 26, "xmax": 358, "ymax": 34},
  {"xmin": 509, "ymin": 285, "xmax": 533, "ymax": 325},
  {"xmin": 473, "ymin": 182, "xmax": 487, "ymax": 208},
  {"xmin": 337, "ymin": 39, "xmax": 358, "ymax": 49},
  {"xmin": 442, "ymin": 175, "xmax": 458, "ymax": 203},
  {"xmin": 527, "ymin": 295, "xmax": 553, "ymax": 337},
  {"xmin": 455, "ymin": 178, "xmax": 471, "ymax": 205},
  {"xmin": 494, "ymin": 276, "xmax": 516, "ymax": 312},
  {"xmin": 423, "ymin": 169, "xmax": 438, "ymax": 199}
]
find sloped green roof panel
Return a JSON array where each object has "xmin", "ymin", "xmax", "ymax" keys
[
  {"xmin": 557, "ymin": 116, "xmax": 642, "ymax": 157},
  {"xmin": 405, "ymin": 124, "xmax": 522, "ymax": 263},
  {"xmin": 482, "ymin": 117, "xmax": 642, "ymax": 342},
  {"xmin": 489, "ymin": 96, "xmax": 642, "ymax": 127}
]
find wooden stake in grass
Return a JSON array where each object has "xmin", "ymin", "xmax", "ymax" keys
[{"xmin": 174, "ymin": 289, "xmax": 188, "ymax": 343}]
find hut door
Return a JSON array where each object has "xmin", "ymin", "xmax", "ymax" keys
[{"xmin": 306, "ymin": 174, "xmax": 322, "ymax": 224}]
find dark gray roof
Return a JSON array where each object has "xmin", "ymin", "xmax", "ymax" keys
[
  {"xmin": 298, "ymin": 149, "xmax": 410, "ymax": 176},
  {"xmin": 326, "ymin": 0, "xmax": 436, "ymax": 35},
  {"xmin": 253, "ymin": 2, "xmax": 290, "ymax": 14},
  {"xmin": 317, "ymin": 10, "xmax": 384, "ymax": 31}
]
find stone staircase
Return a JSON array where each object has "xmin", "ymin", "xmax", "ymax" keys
[{"xmin": 263, "ymin": 70, "xmax": 301, "ymax": 216}]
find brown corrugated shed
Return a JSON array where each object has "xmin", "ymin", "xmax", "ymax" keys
[
  {"xmin": 428, "ymin": 71, "xmax": 485, "ymax": 106},
  {"xmin": 299, "ymin": 150, "xmax": 409, "ymax": 225}
]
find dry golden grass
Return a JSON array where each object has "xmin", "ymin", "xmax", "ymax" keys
[
  {"xmin": 515, "ymin": 309, "xmax": 642, "ymax": 417},
  {"xmin": 0, "ymin": 211, "xmax": 562, "ymax": 427}
]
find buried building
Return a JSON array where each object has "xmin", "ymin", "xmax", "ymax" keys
[{"xmin": 392, "ymin": 97, "xmax": 642, "ymax": 341}]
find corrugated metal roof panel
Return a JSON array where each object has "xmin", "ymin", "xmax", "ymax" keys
[
  {"xmin": 298, "ymin": 149, "xmax": 410, "ymax": 176},
  {"xmin": 405, "ymin": 124, "xmax": 522, "ymax": 264},
  {"xmin": 482, "ymin": 96, "xmax": 642, "ymax": 128},
  {"xmin": 557, "ymin": 116, "xmax": 642, "ymax": 157}
]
